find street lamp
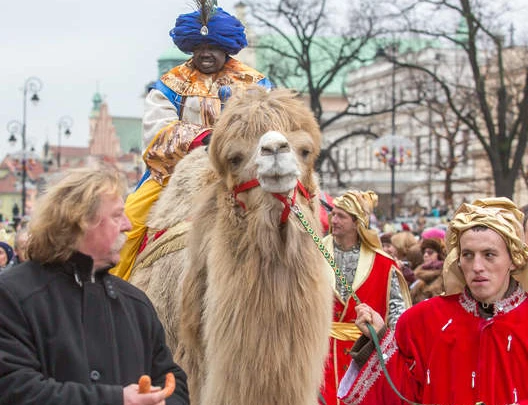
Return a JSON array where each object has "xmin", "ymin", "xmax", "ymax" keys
[
  {"xmin": 389, "ymin": 48, "xmax": 398, "ymax": 220},
  {"xmin": 7, "ymin": 121, "xmax": 22, "ymax": 146},
  {"xmin": 373, "ymin": 44, "xmax": 412, "ymax": 219},
  {"xmin": 6, "ymin": 77, "xmax": 43, "ymax": 217},
  {"xmin": 373, "ymin": 134, "xmax": 413, "ymax": 218},
  {"xmin": 57, "ymin": 116, "xmax": 73, "ymax": 169}
]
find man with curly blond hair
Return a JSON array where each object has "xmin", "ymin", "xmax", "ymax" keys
[{"xmin": 0, "ymin": 165, "xmax": 189, "ymax": 405}]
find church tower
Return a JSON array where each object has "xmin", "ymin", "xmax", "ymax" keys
[{"xmin": 88, "ymin": 91, "xmax": 121, "ymax": 159}]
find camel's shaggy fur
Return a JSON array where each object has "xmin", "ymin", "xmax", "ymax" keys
[
  {"xmin": 129, "ymin": 147, "xmax": 216, "ymax": 351},
  {"xmin": 130, "ymin": 86, "xmax": 333, "ymax": 405}
]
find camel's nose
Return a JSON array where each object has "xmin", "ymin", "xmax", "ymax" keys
[{"xmin": 259, "ymin": 131, "xmax": 291, "ymax": 155}]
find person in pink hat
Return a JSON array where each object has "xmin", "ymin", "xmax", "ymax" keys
[{"xmin": 421, "ymin": 226, "xmax": 446, "ymax": 241}]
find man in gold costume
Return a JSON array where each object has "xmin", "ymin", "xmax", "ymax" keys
[{"xmin": 111, "ymin": 4, "xmax": 272, "ymax": 279}]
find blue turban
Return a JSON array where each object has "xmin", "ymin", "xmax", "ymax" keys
[{"xmin": 169, "ymin": 7, "xmax": 248, "ymax": 55}]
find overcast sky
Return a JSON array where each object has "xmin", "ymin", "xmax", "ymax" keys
[
  {"xmin": 1, "ymin": 0, "xmax": 526, "ymax": 161},
  {"xmin": 0, "ymin": 0, "xmax": 240, "ymax": 160}
]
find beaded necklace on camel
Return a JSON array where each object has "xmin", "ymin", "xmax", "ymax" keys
[{"xmin": 232, "ymin": 177, "xmax": 443, "ymax": 405}]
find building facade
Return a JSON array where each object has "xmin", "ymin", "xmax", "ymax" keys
[{"xmin": 318, "ymin": 44, "xmax": 527, "ymax": 218}]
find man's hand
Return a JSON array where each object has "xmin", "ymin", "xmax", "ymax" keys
[
  {"xmin": 355, "ymin": 303, "xmax": 385, "ymax": 338},
  {"xmin": 123, "ymin": 383, "xmax": 166, "ymax": 405}
]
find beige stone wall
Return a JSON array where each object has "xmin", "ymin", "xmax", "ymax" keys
[{"xmin": 319, "ymin": 46, "xmax": 526, "ymax": 216}]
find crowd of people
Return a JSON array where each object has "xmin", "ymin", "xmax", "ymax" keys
[
  {"xmin": 378, "ymin": 224, "xmax": 450, "ymax": 305},
  {"xmin": 0, "ymin": 222, "xmax": 29, "ymax": 271},
  {"xmin": 1, "ymin": 2, "xmax": 528, "ymax": 405}
]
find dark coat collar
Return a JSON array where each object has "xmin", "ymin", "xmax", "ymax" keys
[{"xmin": 54, "ymin": 252, "xmax": 111, "ymax": 283}]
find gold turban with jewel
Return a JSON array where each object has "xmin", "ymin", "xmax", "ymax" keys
[
  {"xmin": 332, "ymin": 190, "xmax": 382, "ymax": 252},
  {"xmin": 443, "ymin": 197, "xmax": 528, "ymax": 294}
]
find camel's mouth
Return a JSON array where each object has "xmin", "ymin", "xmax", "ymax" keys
[{"xmin": 258, "ymin": 173, "xmax": 298, "ymax": 194}]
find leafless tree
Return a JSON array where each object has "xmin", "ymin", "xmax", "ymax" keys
[
  {"xmin": 389, "ymin": 0, "xmax": 528, "ymax": 199},
  {"xmin": 410, "ymin": 96, "xmax": 472, "ymax": 209},
  {"xmin": 244, "ymin": 0, "xmax": 423, "ymax": 173},
  {"xmin": 246, "ymin": 0, "xmax": 374, "ymax": 121}
]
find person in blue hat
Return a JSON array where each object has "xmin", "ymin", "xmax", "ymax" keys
[
  {"xmin": 0, "ymin": 241, "xmax": 14, "ymax": 271},
  {"xmin": 111, "ymin": 4, "xmax": 272, "ymax": 280}
]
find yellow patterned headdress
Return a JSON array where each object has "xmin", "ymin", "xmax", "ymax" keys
[
  {"xmin": 443, "ymin": 197, "xmax": 528, "ymax": 294},
  {"xmin": 333, "ymin": 190, "xmax": 382, "ymax": 251}
]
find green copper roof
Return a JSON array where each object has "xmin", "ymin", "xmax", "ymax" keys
[
  {"xmin": 455, "ymin": 18, "xmax": 470, "ymax": 44},
  {"xmin": 113, "ymin": 117, "xmax": 142, "ymax": 154},
  {"xmin": 255, "ymin": 35, "xmax": 347, "ymax": 95},
  {"xmin": 90, "ymin": 92, "xmax": 104, "ymax": 118},
  {"xmin": 157, "ymin": 46, "xmax": 190, "ymax": 76},
  {"xmin": 92, "ymin": 92, "xmax": 103, "ymax": 113},
  {"xmin": 255, "ymin": 35, "xmax": 441, "ymax": 95},
  {"xmin": 159, "ymin": 46, "xmax": 189, "ymax": 61}
]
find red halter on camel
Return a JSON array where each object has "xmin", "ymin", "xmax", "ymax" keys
[
  {"xmin": 138, "ymin": 167, "xmax": 313, "ymax": 256},
  {"xmin": 232, "ymin": 179, "xmax": 313, "ymax": 224}
]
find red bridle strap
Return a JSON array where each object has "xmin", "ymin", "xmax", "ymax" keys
[
  {"xmin": 232, "ymin": 178, "xmax": 261, "ymax": 210},
  {"xmin": 295, "ymin": 181, "xmax": 312, "ymax": 201},
  {"xmin": 232, "ymin": 179, "xmax": 312, "ymax": 224},
  {"xmin": 271, "ymin": 186, "xmax": 298, "ymax": 224}
]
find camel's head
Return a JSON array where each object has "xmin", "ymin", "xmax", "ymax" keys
[
  {"xmin": 254, "ymin": 130, "xmax": 300, "ymax": 193},
  {"xmin": 209, "ymin": 86, "xmax": 321, "ymax": 203}
]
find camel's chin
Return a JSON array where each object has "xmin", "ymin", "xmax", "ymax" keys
[{"xmin": 258, "ymin": 175, "xmax": 298, "ymax": 194}]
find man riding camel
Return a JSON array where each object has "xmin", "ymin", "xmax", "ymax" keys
[{"xmin": 111, "ymin": 3, "xmax": 272, "ymax": 279}]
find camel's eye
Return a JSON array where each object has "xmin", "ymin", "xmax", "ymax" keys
[
  {"xmin": 228, "ymin": 154, "xmax": 244, "ymax": 169},
  {"xmin": 300, "ymin": 148, "xmax": 311, "ymax": 159}
]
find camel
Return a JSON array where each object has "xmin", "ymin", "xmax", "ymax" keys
[{"xmin": 129, "ymin": 86, "xmax": 334, "ymax": 405}]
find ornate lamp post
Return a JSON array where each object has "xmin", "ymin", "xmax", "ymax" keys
[
  {"xmin": 374, "ymin": 134, "xmax": 413, "ymax": 218},
  {"xmin": 372, "ymin": 43, "xmax": 413, "ymax": 220},
  {"xmin": 6, "ymin": 77, "xmax": 42, "ymax": 217},
  {"xmin": 57, "ymin": 116, "xmax": 73, "ymax": 169}
]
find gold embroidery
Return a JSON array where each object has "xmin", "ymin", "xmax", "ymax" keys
[
  {"xmin": 161, "ymin": 58, "xmax": 266, "ymax": 98},
  {"xmin": 144, "ymin": 121, "xmax": 205, "ymax": 184}
]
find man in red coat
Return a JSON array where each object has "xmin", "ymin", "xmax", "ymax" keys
[
  {"xmin": 340, "ymin": 197, "xmax": 528, "ymax": 405},
  {"xmin": 320, "ymin": 190, "xmax": 410, "ymax": 405}
]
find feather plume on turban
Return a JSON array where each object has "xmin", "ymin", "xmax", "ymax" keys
[
  {"xmin": 443, "ymin": 197, "xmax": 528, "ymax": 295},
  {"xmin": 332, "ymin": 190, "xmax": 382, "ymax": 252},
  {"xmin": 169, "ymin": 7, "xmax": 248, "ymax": 55}
]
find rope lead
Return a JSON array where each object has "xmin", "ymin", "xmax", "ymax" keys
[{"xmin": 292, "ymin": 205, "xmax": 425, "ymax": 405}]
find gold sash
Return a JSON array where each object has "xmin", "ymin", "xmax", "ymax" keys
[{"xmin": 330, "ymin": 321, "xmax": 362, "ymax": 341}]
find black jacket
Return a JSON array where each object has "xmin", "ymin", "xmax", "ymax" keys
[{"xmin": 0, "ymin": 252, "xmax": 189, "ymax": 405}]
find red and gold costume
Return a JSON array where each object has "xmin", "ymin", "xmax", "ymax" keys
[
  {"xmin": 339, "ymin": 285, "xmax": 528, "ymax": 405},
  {"xmin": 340, "ymin": 197, "xmax": 528, "ymax": 405},
  {"xmin": 320, "ymin": 238, "xmax": 408, "ymax": 405},
  {"xmin": 319, "ymin": 190, "xmax": 410, "ymax": 405},
  {"xmin": 110, "ymin": 58, "xmax": 271, "ymax": 280}
]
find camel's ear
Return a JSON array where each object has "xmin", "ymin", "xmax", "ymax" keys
[{"xmin": 206, "ymin": 139, "xmax": 225, "ymax": 178}]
